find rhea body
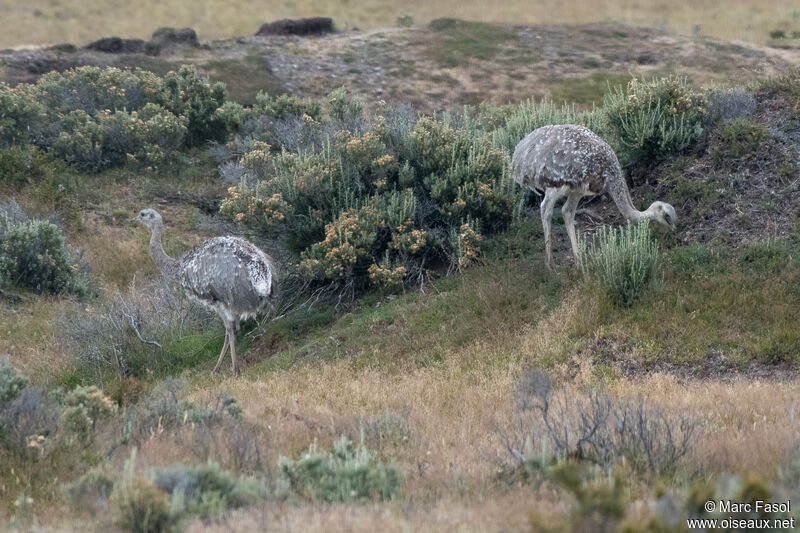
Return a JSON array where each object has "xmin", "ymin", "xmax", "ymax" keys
[
  {"xmin": 511, "ymin": 125, "xmax": 676, "ymax": 269},
  {"xmin": 134, "ymin": 208, "xmax": 278, "ymax": 374}
]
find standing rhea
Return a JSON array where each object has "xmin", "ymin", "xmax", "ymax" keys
[
  {"xmin": 511, "ymin": 125, "xmax": 676, "ymax": 270},
  {"xmin": 134, "ymin": 208, "xmax": 278, "ymax": 375}
]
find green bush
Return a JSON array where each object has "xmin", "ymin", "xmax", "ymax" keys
[
  {"xmin": 603, "ymin": 76, "xmax": 706, "ymax": 166},
  {"xmin": 62, "ymin": 469, "xmax": 116, "ymax": 513},
  {"xmin": 158, "ymin": 65, "xmax": 227, "ymax": 146},
  {"xmin": 277, "ymin": 435, "xmax": 401, "ymax": 502},
  {"xmin": 0, "ymin": 83, "xmax": 43, "ymax": 148},
  {"xmin": 58, "ymin": 386, "xmax": 117, "ymax": 445},
  {"xmin": 579, "ymin": 221, "xmax": 663, "ymax": 306},
  {"xmin": 155, "ymin": 461, "xmax": 265, "ymax": 518},
  {"xmin": 0, "ymin": 359, "xmax": 28, "ymax": 405},
  {"xmin": 714, "ymin": 118, "xmax": 767, "ymax": 160},
  {"xmin": 114, "ymin": 478, "xmax": 177, "ymax": 533},
  {"xmin": 36, "ymin": 66, "xmax": 162, "ymax": 117},
  {"xmin": 0, "ymin": 214, "xmax": 90, "ymax": 295},
  {"xmin": 220, "ymin": 98, "xmax": 518, "ymax": 289},
  {"xmin": 254, "ymin": 91, "xmax": 323, "ymax": 121},
  {"xmin": 328, "ymin": 86, "xmax": 364, "ymax": 120},
  {"xmin": 0, "ymin": 146, "xmax": 69, "ymax": 188}
]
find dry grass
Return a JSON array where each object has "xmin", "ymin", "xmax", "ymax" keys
[{"xmin": 0, "ymin": 0, "xmax": 796, "ymax": 47}]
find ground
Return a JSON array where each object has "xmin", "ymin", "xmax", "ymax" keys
[{"xmin": 2, "ymin": 22, "xmax": 800, "ymax": 110}]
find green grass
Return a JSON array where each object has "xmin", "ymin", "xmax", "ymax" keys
[
  {"xmin": 244, "ymin": 233, "xmax": 800, "ymax": 379},
  {"xmin": 548, "ymin": 72, "xmax": 631, "ymax": 106},
  {"xmin": 427, "ymin": 18, "xmax": 516, "ymax": 67},
  {"xmin": 203, "ymin": 56, "xmax": 285, "ymax": 104}
]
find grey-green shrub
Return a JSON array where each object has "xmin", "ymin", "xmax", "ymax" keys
[
  {"xmin": 579, "ymin": 221, "xmax": 662, "ymax": 306},
  {"xmin": 0, "ymin": 83, "xmax": 43, "ymax": 148},
  {"xmin": 62, "ymin": 469, "xmax": 115, "ymax": 514},
  {"xmin": 154, "ymin": 461, "xmax": 265, "ymax": 518},
  {"xmin": 277, "ymin": 435, "xmax": 401, "ymax": 502},
  {"xmin": 0, "ymin": 213, "xmax": 89, "ymax": 295},
  {"xmin": 158, "ymin": 65, "xmax": 227, "ymax": 146},
  {"xmin": 0, "ymin": 358, "xmax": 27, "ymax": 405},
  {"xmin": 220, "ymin": 101, "xmax": 519, "ymax": 289},
  {"xmin": 602, "ymin": 76, "xmax": 706, "ymax": 166}
]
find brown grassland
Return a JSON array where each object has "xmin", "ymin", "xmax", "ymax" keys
[{"xmin": 0, "ymin": 0, "xmax": 797, "ymax": 47}]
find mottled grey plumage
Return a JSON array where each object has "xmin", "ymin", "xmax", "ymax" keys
[
  {"xmin": 134, "ymin": 208, "xmax": 278, "ymax": 374},
  {"xmin": 511, "ymin": 125, "xmax": 676, "ymax": 269}
]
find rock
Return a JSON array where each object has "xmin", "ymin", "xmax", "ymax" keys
[
  {"xmin": 86, "ymin": 37, "xmax": 145, "ymax": 54},
  {"xmin": 256, "ymin": 17, "xmax": 335, "ymax": 37}
]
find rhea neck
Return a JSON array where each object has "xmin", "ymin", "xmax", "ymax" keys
[
  {"xmin": 605, "ymin": 169, "xmax": 655, "ymax": 223},
  {"xmin": 148, "ymin": 221, "xmax": 179, "ymax": 279}
]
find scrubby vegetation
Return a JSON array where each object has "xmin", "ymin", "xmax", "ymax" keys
[
  {"xmin": 579, "ymin": 220, "xmax": 662, "ymax": 306},
  {"xmin": 2, "ymin": 49, "xmax": 800, "ymax": 531},
  {"xmin": 0, "ymin": 206, "xmax": 89, "ymax": 295}
]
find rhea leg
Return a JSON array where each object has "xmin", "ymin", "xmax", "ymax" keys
[
  {"xmin": 212, "ymin": 321, "xmax": 231, "ymax": 373},
  {"xmin": 540, "ymin": 189, "xmax": 559, "ymax": 270},
  {"xmin": 562, "ymin": 192, "xmax": 582, "ymax": 265},
  {"xmin": 229, "ymin": 321, "xmax": 240, "ymax": 376}
]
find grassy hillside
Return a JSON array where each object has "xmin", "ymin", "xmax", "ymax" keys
[
  {"xmin": 0, "ymin": 0, "xmax": 798, "ymax": 48},
  {"xmin": 1, "ymin": 21, "xmax": 800, "ymax": 532}
]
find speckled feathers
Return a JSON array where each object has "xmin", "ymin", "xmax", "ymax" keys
[{"xmin": 511, "ymin": 124, "xmax": 621, "ymax": 196}]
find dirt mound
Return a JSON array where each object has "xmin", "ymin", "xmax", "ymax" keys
[
  {"xmin": 147, "ymin": 27, "xmax": 200, "ymax": 55},
  {"xmin": 86, "ymin": 37, "xmax": 145, "ymax": 54},
  {"xmin": 255, "ymin": 17, "xmax": 334, "ymax": 37}
]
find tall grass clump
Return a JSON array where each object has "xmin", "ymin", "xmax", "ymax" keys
[
  {"xmin": 579, "ymin": 221, "xmax": 662, "ymax": 306},
  {"xmin": 277, "ymin": 435, "xmax": 401, "ymax": 503},
  {"xmin": 603, "ymin": 76, "xmax": 706, "ymax": 167}
]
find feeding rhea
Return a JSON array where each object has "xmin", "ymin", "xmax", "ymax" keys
[
  {"xmin": 511, "ymin": 125, "xmax": 676, "ymax": 270},
  {"xmin": 133, "ymin": 208, "xmax": 279, "ymax": 375}
]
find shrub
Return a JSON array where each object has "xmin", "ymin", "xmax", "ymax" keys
[
  {"xmin": 603, "ymin": 76, "xmax": 706, "ymax": 166},
  {"xmin": 0, "ymin": 213, "xmax": 89, "ymax": 295},
  {"xmin": 62, "ymin": 468, "xmax": 115, "ymax": 514},
  {"xmin": 0, "ymin": 83, "xmax": 43, "ymax": 147},
  {"xmin": 112, "ymin": 449, "xmax": 180, "ymax": 533},
  {"xmin": 220, "ymin": 99, "xmax": 518, "ymax": 289},
  {"xmin": 277, "ymin": 435, "xmax": 401, "ymax": 502},
  {"xmin": 253, "ymin": 91, "xmax": 323, "ymax": 121},
  {"xmin": 58, "ymin": 385, "xmax": 117, "ymax": 445},
  {"xmin": 36, "ymin": 66, "xmax": 162, "ymax": 117},
  {"xmin": 328, "ymin": 86, "xmax": 364, "ymax": 121},
  {"xmin": 154, "ymin": 461, "xmax": 265, "ymax": 518},
  {"xmin": 158, "ymin": 65, "xmax": 227, "ymax": 145},
  {"xmin": 713, "ymin": 118, "xmax": 767, "ymax": 160},
  {"xmin": 497, "ymin": 369, "xmax": 697, "ymax": 477},
  {"xmin": 114, "ymin": 480, "xmax": 177, "ymax": 533},
  {"xmin": 63, "ymin": 278, "xmax": 212, "ymax": 379},
  {"xmin": 579, "ymin": 221, "xmax": 662, "ymax": 306},
  {"xmin": 0, "ymin": 362, "xmax": 60, "ymax": 455},
  {"xmin": 0, "ymin": 146, "xmax": 69, "ymax": 188},
  {"xmin": 706, "ymin": 86, "xmax": 757, "ymax": 124}
]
